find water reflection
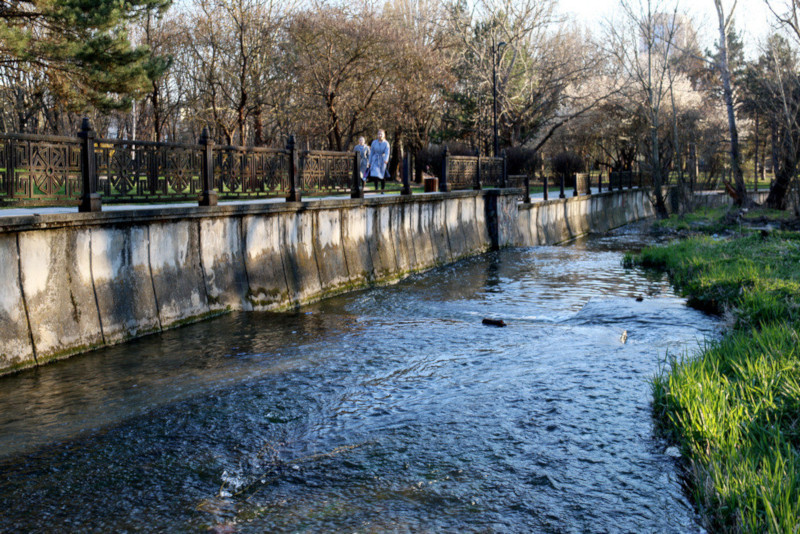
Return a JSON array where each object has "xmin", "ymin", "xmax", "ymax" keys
[{"xmin": 0, "ymin": 226, "xmax": 714, "ymax": 532}]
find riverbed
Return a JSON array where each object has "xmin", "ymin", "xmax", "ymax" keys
[{"xmin": 0, "ymin": 226, "xmax": 715, "ymax": 532}]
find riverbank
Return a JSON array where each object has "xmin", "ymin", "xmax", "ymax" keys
[{"xmin": 627, "ymin": 207, "xmax": 800, "ymax": 532}]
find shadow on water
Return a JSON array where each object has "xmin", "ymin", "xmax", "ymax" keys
[{"xmin": 0, "ymin": 224, "xmax": 716, "ymax": 532}]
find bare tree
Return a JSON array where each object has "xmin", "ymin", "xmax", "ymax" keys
[
  {"xmin": 714, "ymin": 0, "xmax": 749, "ymax": 204},
  {"xmin": 446, "ymin": 0, "xmax": 614, "ymax": 156},
  {"xmin": 284, "ymin": 5, "xmax": 400, "ymax": 151},
  {"xmin": 609, "ymin": 0, "xmax": 686, "ymax": 217}
]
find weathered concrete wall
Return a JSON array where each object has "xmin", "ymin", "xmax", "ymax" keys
[
  {"xmin": 0, "ymin": 188, "xmax": 659, "ymax": 375},
  {"xmin": 692, "ymin": 191, "xmax": 769, "ymax": 209},
  {"xmin": 517, "ymin": 189, "xmax": 654, "ymax": 246},
  {"xmin": 0, "ymin": 192, "xmax": 504, "ymax": 374},
  {"xmin": 516, "ymin": 189, "xmax": 769, "ymax": 246}
]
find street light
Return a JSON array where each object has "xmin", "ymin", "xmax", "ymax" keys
[{"xmin": 492, "ymin": 40, "xmax": 506, "ymax": 157}]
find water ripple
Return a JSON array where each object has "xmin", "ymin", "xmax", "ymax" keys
[{"xmin": 0, "ymin": 229, "xmax": 714, "ymax": 532}]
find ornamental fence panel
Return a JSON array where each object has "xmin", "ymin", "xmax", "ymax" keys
[
  {"xmin": 215, "ymin": 145, "xmax": 290, "ymax": 198},
  {"xmin": 0, "ymin": 133, "xmax": 82, "ymax": 204},
  {"xmin": 299, "ymin": 150, "xmax": 354, "ymax": 194}
]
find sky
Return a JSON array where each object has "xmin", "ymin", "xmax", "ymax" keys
[{"xmin": 557, "ymin": 0, "xmax": 779, "ymax": 58}]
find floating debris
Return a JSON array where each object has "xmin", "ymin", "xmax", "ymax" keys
[
  {"xmin": 620, "ymin": 330, "xmax": 628, "ymax": 344},
  {"xmin": 635, "ymin": 296, "xmax": 644, "ymax": 302},
  {"xmin": 482, "ymin": 318, "xmax": 507, "ymax": 327}
]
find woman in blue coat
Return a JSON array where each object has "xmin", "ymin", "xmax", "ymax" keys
[
  {"xmin": 368, "ymin": 129, "xmax": 390, "ymax": 193},
  {"xmin": 353, "ymin": 136, "xmax": 370, "ymax": 183}
]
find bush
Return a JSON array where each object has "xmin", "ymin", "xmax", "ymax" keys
[
  {"xmin": 505, "ymin": 146, "xmax": 542, "ymax": 176},
  {"xmin": 551, "ymin": 151, "xmax": 585, "ymax": 177}
]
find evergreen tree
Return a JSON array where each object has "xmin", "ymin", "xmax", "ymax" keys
[{"xmin": 0, "ymin": 0, "xmax": 171, "ymax": 111}]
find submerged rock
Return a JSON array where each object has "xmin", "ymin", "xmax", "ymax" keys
[{"xmin": 482, "ymin": 318, "xmax": 507, "ymax": 327}]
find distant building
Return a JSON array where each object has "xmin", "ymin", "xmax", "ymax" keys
[{"xmin": 644, "ymin": 13, "xmax": 696, "ymax": 56}]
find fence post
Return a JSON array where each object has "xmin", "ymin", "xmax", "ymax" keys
[
  {"xmin": 401, "ymin": 151, "xmax": 412, "ymax": 195},
  {"xmin": 598, "ymin": 172, "xmax": 603, "ymax": 193},
  {"xmin": 559, "ymin": 173, "xmax": 566, "ymax": 199},
  {"xmin": 439, "ymin": 145, "xmax": 450, "ymax": 192},
  {"xmin": 78, "ymin": 118, "xmax": 101, "ymax": 212},
  {"xmin": 543, "ymin": 175, "xmax": 549, "ymax": 201},
  {"xmin": 286, "ymin": 135, "xmax": 301, "ymax": 202},
  {"xmin": 5, "ymin": 137, "xmax": 15, "ymax": 199},
  {"xmin": 586, "ymin": 172, "xmax": 592, "ymax": 195},
  {"xmin": 198, "ymin": 127, "xmax": 218, "ymax": 207},
  {"xmin": 573, "ymin": 173, "xmax": 578, "ymax": 197},
  {"xmin": 500, "ymin": 149, "xmax": 507, "ymax": 188},
  {"xmin": 351, "ymin": 152, "xmax": 363, "ymax": 199},
  {"xmin": 474, "ymin": 148, "xmax": 482, "ymax": 190}
]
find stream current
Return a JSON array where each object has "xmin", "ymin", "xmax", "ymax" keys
[{"xmin": 0, "ymin": 225, "xmax": 715, "ymax": 532}]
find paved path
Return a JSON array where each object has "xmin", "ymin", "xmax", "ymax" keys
[{"xmin": 0, "ymin": 187, "xmax": 620, "ymax": 219}]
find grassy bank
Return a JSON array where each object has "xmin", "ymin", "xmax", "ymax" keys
[{"xmin": 628, "ymin": 210, "xmax": 800, "ymax": 532}]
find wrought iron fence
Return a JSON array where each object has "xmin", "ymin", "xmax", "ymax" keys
[
  {"xmin": 95, "ymin": 139, "xmax": 203, "ymax": 202},
  {"xmin": 1, "ymin": 122, "xmax": 523, "ymax": 210},
  {"xmin": 299, "ymin": 150, "xmax": 353, "ymax": 194},
  {"xmin": 446, "ymin": 155, "xmax": 480, "ymax": 190},
  {"xmin": 441, "ymin": 151, "xmax": 506, "ymax": 191},
  {"xmin": 480, "ymin": 157, "xmax": 504, "ymax": 188},
  {"xmin": 1, "ymin": 133, "xmax": 82, "ymax": 204},
  {"xmin": 0, "ymin": 130, "xmax": 351, "ymax": 207},
  {"xmin": 215, "ymin": 145, "xmax": 289, "ymax": 198}
]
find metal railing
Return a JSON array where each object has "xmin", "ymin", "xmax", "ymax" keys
[
  {"xmin": 0, "ymin": 121, "xmax": 365, "ymax": 210},
  {"xmin": 1, "ymin": 133, "xmax": 83, "ymax": 204},
  {"xmin": 4, "ymin": 120, "xmax": 632, "ymax": 212},
  {"xmin": 299, "ymin": 150, "xmax": 353, "ymax": 194},
  {"xmin": 439, "ymin": 146, "xmax": 506, "ymax": 192}
]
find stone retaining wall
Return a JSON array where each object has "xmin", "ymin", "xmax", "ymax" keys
[
  {"xmin": 0, "ymin": 191, "xmax": 518, "ymax": 374},
  {"xmin": 2, "ymin": 187, "xmax": 744, "ymax": 375}
]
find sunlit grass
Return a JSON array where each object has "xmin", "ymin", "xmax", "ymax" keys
[{"xmin": 629, "ymin": 224, "xmax": 800, "ymax": 532}]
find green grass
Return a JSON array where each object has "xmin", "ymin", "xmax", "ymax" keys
[
  {"xmin": 653, "ymin": 206, "xmax": 731, "ymax": 232},
  {"xmin": 628, "ymin": 217, "xmax": 800, "ymax": 532}
]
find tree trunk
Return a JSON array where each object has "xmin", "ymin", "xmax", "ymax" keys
[
  {"xmin": 766, "ymin": 131, "xmax": 796, "ymax": 209},
  {"xmin": 253, "ymin": 107, "xmax": 264, "ymax": 146},
  {"xmin": 715, "ymin": 0, "xmax": 748, "ymax": 205},
  {"xmin": 754, "ymin": 110, "xmax": 759, "ymax": 193},
  {"xmin": 389, "ymin": 128, "xmax": 402, "ymax": 181},
  {"xmin": 152, "ymin": 83, "xmax": 162, "ymax": 142}
]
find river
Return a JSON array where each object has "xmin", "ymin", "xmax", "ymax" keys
[{"xmin": 0, "ymin": 225, "xmax": 714, "ymax": 532}]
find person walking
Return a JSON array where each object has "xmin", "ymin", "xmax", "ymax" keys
[
  {"xmin": 369, "ymin": 129, "xmax": 390, "ymax": 193},
  {"xmin": 353, "ymin": 137, "xmax": 370, "ymax": 185}
]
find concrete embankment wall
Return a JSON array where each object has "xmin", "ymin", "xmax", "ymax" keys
[
  {"xmin": 0, "ymin": 188, "xmax": 678, "ymax": 375},
  {"xmin": 0, "ymin": 191, "xmax": 521, "ymax": 374},
  {"xmin": 516, "ymin": 189, "xmax": 655, "ymax": 245},
  {"xmin": 692, "ymin": 191, "xmax": 769, "ymax": 209}
]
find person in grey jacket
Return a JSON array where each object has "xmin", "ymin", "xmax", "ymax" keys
[
  {"xmin": 368, "ymin": 129, "xmax": 390, "ymax": 193},
  {"xmin": 353, "ymin": 137, "xmax": 370, "ymax": 183}
]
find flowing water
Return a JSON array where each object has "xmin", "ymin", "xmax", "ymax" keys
[{"xmin": 0, "ymin": 226, "xmax": 715, "ymax": 532}]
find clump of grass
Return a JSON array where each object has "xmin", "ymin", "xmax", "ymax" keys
[
  {"xmin": 654, "ymin": 206, "xmax": 797, "ymax": 236},
  {"xmin": 653, "ymin": 206, "xmax": 730, "ymax": 233},
  {"xmin": 631, "ymin": 227, "xmax": 800, "ymax": 532}
]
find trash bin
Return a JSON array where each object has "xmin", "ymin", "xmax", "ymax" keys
[{"xmin": 424, "ymin": 177, "xmax": 439, "ymax": 192}]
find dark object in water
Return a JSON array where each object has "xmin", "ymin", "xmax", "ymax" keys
[
  {"xmin": 635, "ymin": 296, "xmax": 644, "ymax": 302},
  {"xmin": 482, "ymin": 318, "xmax": 507, "ymax": 327}
]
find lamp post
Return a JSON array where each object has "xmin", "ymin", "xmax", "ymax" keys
[{"xmin": 492, "ymin": 40, "xmax": 506, "ymax": 157}]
